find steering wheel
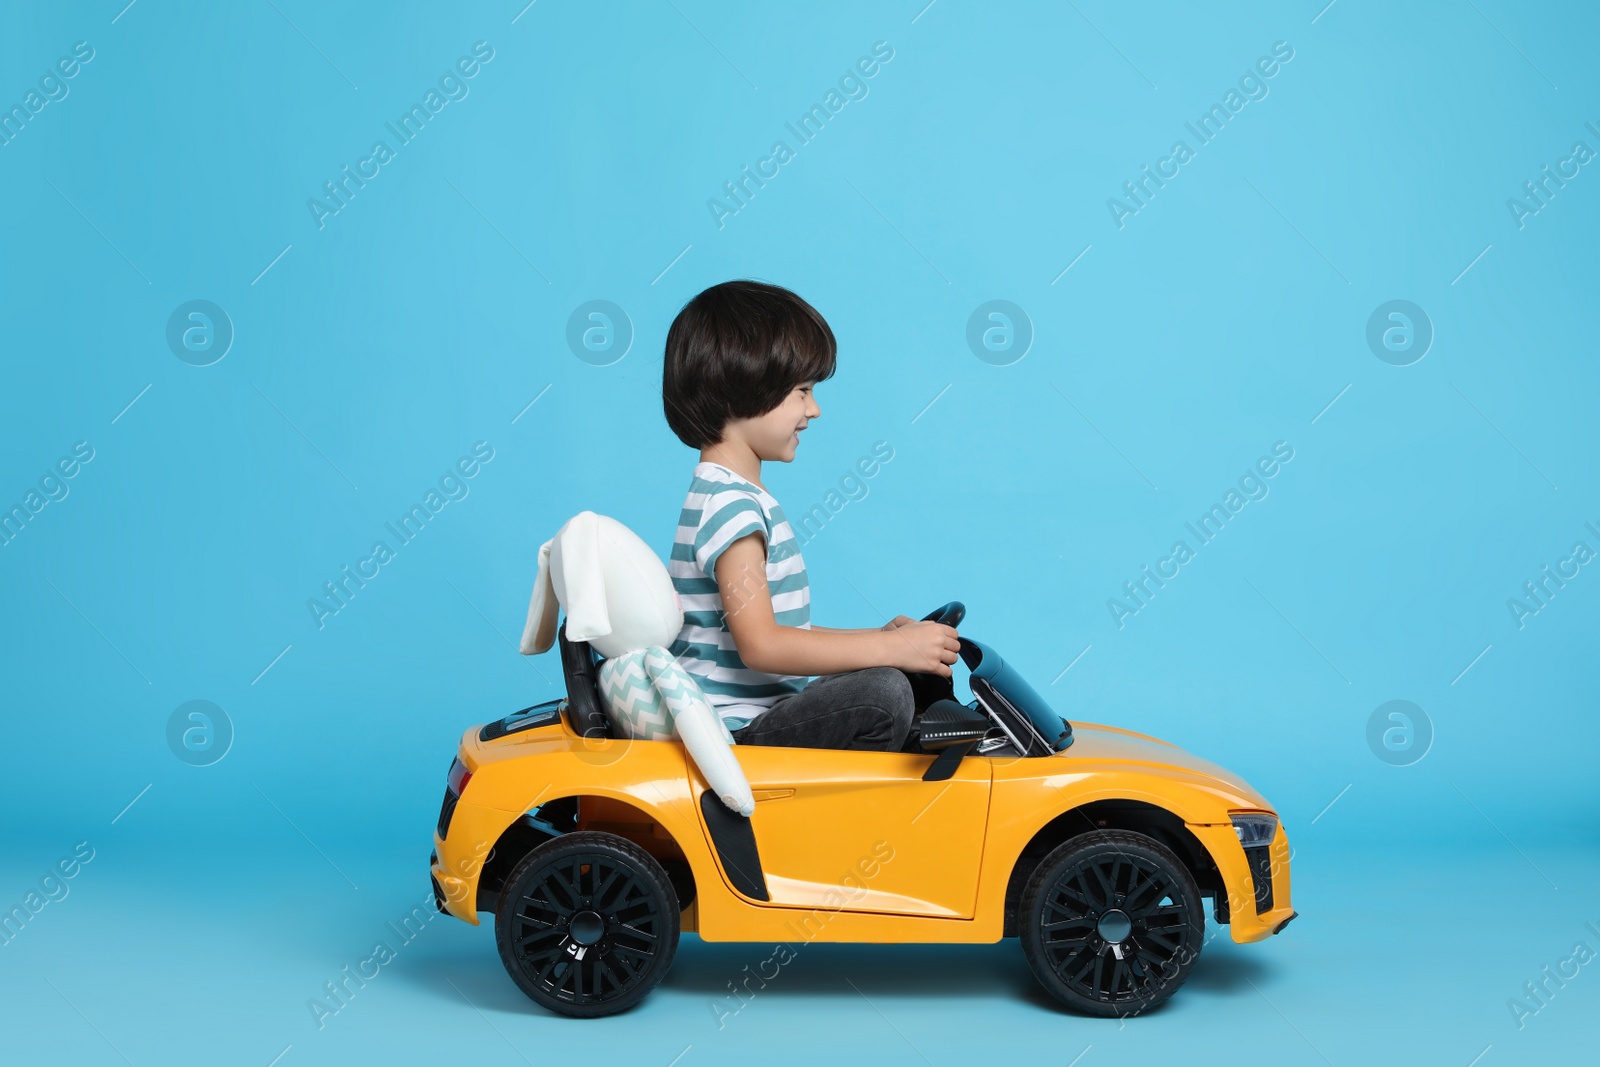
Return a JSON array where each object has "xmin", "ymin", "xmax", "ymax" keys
[{"xmin": 907, "ymin": 602, "xmax": 969, "ymax": 724}]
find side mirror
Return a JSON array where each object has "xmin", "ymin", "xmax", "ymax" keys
[{"xmin": 918, "ymin": 699, "xmax": 990, "ymax": 782}]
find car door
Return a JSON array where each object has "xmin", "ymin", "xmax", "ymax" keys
[{"xmin": 724, "ymin": 746, "xmax": 992, "ymax": 919}]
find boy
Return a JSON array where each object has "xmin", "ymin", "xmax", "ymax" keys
[{"xmin": 662, "ymin": 280, "xmax": 960, "ymax": 751}]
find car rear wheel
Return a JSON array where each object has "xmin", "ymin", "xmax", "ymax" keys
[
  {"xmin": 1019, "ymin": 829, "xmax": 1204, "ymax": 1017},
  {"xmin": 494, "ymin": 831, "xmax": 679, "ymax": 1017}
]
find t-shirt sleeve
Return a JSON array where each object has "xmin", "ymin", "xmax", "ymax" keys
[{"xmin": 694, "ymin": 492, "xmax": 768, "ymax": 577}]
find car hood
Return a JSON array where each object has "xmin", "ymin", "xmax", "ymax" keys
[{"xmin": 1057, "ymin": 721, "xmax": 1272, "ymax": 811}]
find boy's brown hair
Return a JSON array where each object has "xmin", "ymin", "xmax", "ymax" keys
[{"xmin": 662, "ymin": 280, "xmax": 837, "ymax": 449}]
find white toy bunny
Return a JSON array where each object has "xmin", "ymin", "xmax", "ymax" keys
[{"xmin": 519, "ymin": 511, "xmax": 756, "ymax": 816}]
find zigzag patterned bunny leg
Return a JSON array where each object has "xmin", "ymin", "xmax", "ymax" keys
[{"xmin": 598, "ymin": 649, "xmax": 676, "ymax": 740}]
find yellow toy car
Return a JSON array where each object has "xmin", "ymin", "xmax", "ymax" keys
[{"xmin": 430, "ymin": 603, "xmax": 1296, "ymax": 1018}]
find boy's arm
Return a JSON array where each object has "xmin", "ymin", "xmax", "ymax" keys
[
  {"xmin": 811, "ymin": 617, "xmax": 915, "ymax": 635},
  {"xmin": 715, "ymin": 535, "xmax": 958, "ymax": 677}
]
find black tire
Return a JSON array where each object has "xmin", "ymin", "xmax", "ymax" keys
[
  {"xmin": 494, "ymin": 831, "xmax": 680, "ymax": 1017},
  {"xmin": 1019, "ymin": 829, "xmax": 1205, "ymax": 1018}
]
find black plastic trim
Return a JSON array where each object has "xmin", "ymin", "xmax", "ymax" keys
[
  {"xmin": 915, "ymin": 698, "xmax": 990, "ymax": 748},
  {"xmin": 431, "ymin": 873, "xmax": 448, "ymax": 914},
  {"xmin": 1245, "ymin": 845, "xmax": 1274, "ymax": 912},
  {"xmin": 558, "ymin": 624, "xmax": 612, "ymax": 738},
  {"xmin": 923, "ymin": 740, "xmax": 978, "ymax": 782},
  {"xmin": 437, "ymin": 786, "xmax": 459, "ymax": 840},
  {"xmin": 479, "ymin": 699, "xmax": 564, "ymax": 742},
  {"xmin": 699, "ymin": 791, "xmax": 769, "ymax": 901}
]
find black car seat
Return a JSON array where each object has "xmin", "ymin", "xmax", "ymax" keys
[{"xmin": 557, "ymin": 622, "xmax": 613, "ymax": 739}]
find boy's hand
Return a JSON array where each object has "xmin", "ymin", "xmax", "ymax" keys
[
  {"xmin": 887, "ymin": 621, "xmax": 961, "ymax": 678},
  {"xmin": 880, "ymin": 615, "xmax": 916, "ymax": 631}
]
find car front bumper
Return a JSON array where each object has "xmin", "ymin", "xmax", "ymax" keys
[{"xmin": 1186, "ymin": 820, "xmax": 1296, "ymax": 944}]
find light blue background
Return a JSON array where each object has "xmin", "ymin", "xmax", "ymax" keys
[{"xmin": 3, "ymin": 1, "xmax": 1597, "ymax": 1063}]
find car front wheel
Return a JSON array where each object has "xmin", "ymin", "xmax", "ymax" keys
[
  {"xmin": 494, "ymin": 831, "xmax": 680, "ymax": 1017},
  {"xmin": 1019, "ymin": 829, "xmax": 1205, "ymax": 1017}
]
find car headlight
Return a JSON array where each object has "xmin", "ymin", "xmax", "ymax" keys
[{"xmin": 1230, "ymin": 812, "xmax": 1278, "ymax": 849}]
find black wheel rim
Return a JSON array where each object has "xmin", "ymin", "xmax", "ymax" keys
[
  {"xmin": 508, "ymin": 851, "xmax": 664, "ymax": 1005},
  {"xmin": 1037, "ymin": 850, "xmax": 1195, "ymax": 1006}
]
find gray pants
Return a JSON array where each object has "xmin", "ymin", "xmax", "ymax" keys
[{"xmin": 731, "ymin": 667, "xmax": 916, "ymax": 751}]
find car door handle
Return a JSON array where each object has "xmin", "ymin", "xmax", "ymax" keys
[{"xmin": 752, "ymin": 789, "xmax": 795, "ymax": 802}]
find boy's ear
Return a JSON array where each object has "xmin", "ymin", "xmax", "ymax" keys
[
  {"xmin": 520, "ymin": 536, "xmax": 560, "ymax": 654},
  {"xmin": 556, "ymin": 511, "xmax": 612, "ymax": 644}
]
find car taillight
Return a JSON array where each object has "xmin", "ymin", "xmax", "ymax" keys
[{"xmin": 448, "ymin": 758, "xmax": 472, "ymax": 797}]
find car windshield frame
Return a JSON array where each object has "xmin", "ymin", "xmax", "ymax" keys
[{"xmin": 959, "ymin": 638, "xmax": 1074, "ymax": 754}]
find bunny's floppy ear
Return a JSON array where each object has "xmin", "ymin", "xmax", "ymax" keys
[
  {"xmin": 519, "ymin": 535, "xmax": 560, "ymax": 654},
  {"xmin": 555, "ymin": 510, "xmax": 612, "ymax": 643}
]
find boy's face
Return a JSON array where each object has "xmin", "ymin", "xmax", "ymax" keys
[{"xmin": 727, "ymin": 381, "xmax": 820, "ymax": 463}]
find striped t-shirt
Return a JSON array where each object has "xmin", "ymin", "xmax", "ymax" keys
[{"xmin": 667, "ymin": 461, "xmax": 811, "ymax": 729}]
